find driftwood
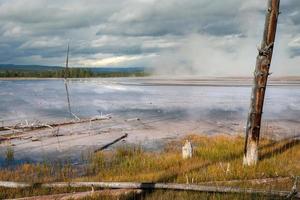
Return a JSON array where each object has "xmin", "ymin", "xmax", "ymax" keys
[
  {"xmin": 0, "ymin": 181, "xmax": 298, "ymax": 198},
  {"xmin": 94, "ymin": 133, "xmax": 128, "ymax": 153}
]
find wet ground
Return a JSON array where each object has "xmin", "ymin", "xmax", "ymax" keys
[{"xmin": 0, "ymin": 77, "xmax": 299, "ymax": 165}]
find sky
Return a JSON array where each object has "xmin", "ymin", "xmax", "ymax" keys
[{"xmin": 0, "ymin": 0, "xmax": 299, "ymax": 76}]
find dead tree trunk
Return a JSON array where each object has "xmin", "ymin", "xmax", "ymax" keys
[
  {"xmin": 64, "ymin": 43, "xmax": 72, "ymax": 118},
  {"xmin": 244, "ymin": 0, "xmax": 280, "ymax": 166}
]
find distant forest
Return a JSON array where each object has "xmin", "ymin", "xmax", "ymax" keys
[{"xmin": 0, "ymin": 68, "xmax": 150, "ymax": 78}]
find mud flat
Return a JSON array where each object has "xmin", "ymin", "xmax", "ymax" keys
[{"xmin": 0, "ymin": 114, "xmax": 298, "ymax": 166}]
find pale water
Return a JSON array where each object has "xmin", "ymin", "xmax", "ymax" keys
[{"xmin": 1, "ymin": 78, "xmax": 299, "ymax": 124}]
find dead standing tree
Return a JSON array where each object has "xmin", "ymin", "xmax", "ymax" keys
[
  {"xmin": 64, "ymin": 44, "xmax": 80, "ymax": 120},
  {"xmin": 244, "ymin": 0, "xmax": 280, "ymax": 166},
  {"xmin": 64, "ymin": 44, "xmax": 72, "ymax": 117}
]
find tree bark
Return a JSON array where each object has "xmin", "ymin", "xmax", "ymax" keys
[{"xmin": 244, "ymin": 0, "xmax": 280, "ymax": 166}]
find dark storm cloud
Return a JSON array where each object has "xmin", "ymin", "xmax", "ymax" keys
[
  {"xmin": 0, "ymin": 0, "xmax": 299, "ymax": 74},
  {"xmin": 96, "ymin": 0, "xmax": 242, "ymax": 37}
]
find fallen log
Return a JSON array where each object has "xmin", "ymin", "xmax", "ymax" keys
[
  {"xmin": 0, "ymin": 181, "xmax": 31, "ymax": 188},
  {"xmin": 94, "ymin": 133, "xmax": 128, "ymax": 153},
  {"xmin": 0, "ymin": 116, "xmax": 112, "ymax": 143},
  {"xmin": 197, "ymin": 177, "xmax": 291, "ymax": 185},
  {"xmin": 0, "ymin": 116, "xmax": 111, "ymax": 132},
  {"xmin": 0, "ymin": 181, "xmax": 298, "ymax": 198},
  {"xmin": 8, "ymin": 189, "xmax": 142, "ymax": 200}
]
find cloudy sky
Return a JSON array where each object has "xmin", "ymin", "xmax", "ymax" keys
[{"xmin": 0, "ymin": 0, "xmax": 299, "ymax": 76}]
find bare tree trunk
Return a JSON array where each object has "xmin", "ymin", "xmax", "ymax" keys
[
  {"xmin": 244, "ymin": 0, "xmax": 280, "ymax": 166},
  {"xmin": 64, "ymin": 44, "xmax": 72, "ymax": 118}
]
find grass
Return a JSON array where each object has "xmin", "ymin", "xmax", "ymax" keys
[
  {"xmin": 0, "ymin": 134, "xmax": 299, "ymax": 199},
  {"xmin": 83, "ymin": 134, "xmax": 300, "ymax": 186},
  {"xmin": 5, "ymin": 146, "xmax": 14, "ymax": 163}
]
